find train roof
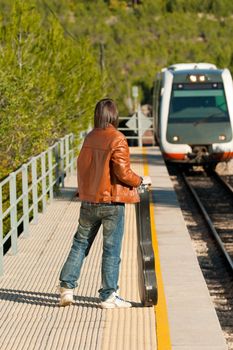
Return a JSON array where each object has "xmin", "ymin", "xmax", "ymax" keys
[
  {"xmin": 161, "ymin": 63, "xmax": 225, "ymax": 83},
  {"xmin": 167, "ymin": 63, "xmax": 217, "ymax": 71},
  {"xmin": 171, "ymin": 68, "xmax": 223, "ymax": 77}
]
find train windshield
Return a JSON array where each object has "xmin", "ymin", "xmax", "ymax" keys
[
  {"xmin": 166, "ymin": 82, "xmax": 232, "ymax": 144},
  {"xmin": 168, "ymin": 83, "xmax": 229, "ymax": 124}
]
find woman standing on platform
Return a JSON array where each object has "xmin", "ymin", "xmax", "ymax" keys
[{"xmin": 58, "ymin": 98, "xmax": 151, "ymax": 308}]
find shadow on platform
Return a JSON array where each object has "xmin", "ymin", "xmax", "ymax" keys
[
  {"xmin": 151, "ymin": 188, "xmax": 179, "ymax": 208},
  {"xmin": 0, "ymin": 288, "xmax": 143, "ymax": 308},
  {"xmin": 54, "ymin": 187, "xmax": 78, "ymax": 201},
  {"xmin": 130, "ymin": 153, "xmax": 164, "ymax": 166},
  {"xmin": 0, "ymin": 288, "xmax": 101, "ymax": 308}
]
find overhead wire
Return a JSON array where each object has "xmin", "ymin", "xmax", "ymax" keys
[{"xmin": 40, "ymin": 0, "xmax": 79, "ymax": 43}]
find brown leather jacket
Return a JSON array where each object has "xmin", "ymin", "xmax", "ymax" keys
[{"xmin": 77, "ymin": 124, "xmax": 141, "ymax": 203}]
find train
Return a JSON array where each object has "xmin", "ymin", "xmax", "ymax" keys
[{"xmin": 152, "ymin": 62, "xmax": 233, "ymax": 165}]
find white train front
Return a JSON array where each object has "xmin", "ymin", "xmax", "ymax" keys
[{"xmin": 153, "ymin": 63, "xmax": 233, "ymax": 165}]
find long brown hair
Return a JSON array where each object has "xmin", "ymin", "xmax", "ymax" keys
[{"xmin": 94, "ymin": 98, "xmax": 119, "ymax": 128}]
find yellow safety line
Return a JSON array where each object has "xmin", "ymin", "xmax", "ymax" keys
[{"xmin": 142, "ymin": 147, "xmax": 172, "ymax": 350}]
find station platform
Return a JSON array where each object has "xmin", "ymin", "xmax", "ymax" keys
[{"xmin": 0, "ymin": 147, "xmax": 227, "ymax": 350}]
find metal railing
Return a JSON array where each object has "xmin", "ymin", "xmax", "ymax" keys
[{"xmin": 0, "ymin": 134, "xmax": 75, "ymax": 276}]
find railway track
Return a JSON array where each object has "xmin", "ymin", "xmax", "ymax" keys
[
  {"xmin": 182, "ymin": 169, "xmax": 233, "ymax": 273},
  {"xmin": 168, "ymin": 165, "xmax": 233, "ymax": 349}
]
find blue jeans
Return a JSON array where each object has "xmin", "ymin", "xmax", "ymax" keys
[{"xmin": 59, "ymin": 202, "xmax": 125, "ymax": 301}]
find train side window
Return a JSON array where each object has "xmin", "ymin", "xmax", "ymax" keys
[{"xmin": 216, "ymin": 95, "xmax": 227, "ymax": 112}]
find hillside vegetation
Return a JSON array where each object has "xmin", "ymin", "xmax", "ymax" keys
[{"xmin": 1, "ymin": 0, "xmax": 233, "ymax": 178}]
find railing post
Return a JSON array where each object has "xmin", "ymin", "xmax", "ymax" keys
[
  {"xmin": 70, "ymin": 134, "xmax": 75, "ymax": 174},
  {"xmin": 137, "ymin": 110, "xmax": 143, "ymax": 147},
  {"xmin": 48, "ymin": 148, "xmax": 54, "ymax": 201},
  {"xmin": 0, "ymin": 186, "xmax": 3, "ymax": 276},
  {"xmin": 65, "ymin": 135, "xmax": 70, "ymax": 175},
  {"xmin": 60, "ymin": 139, "xmax": 65, "ymax": 187},
  {"xmin": 41, "ymin": 152, "xmax": 46, "ymax": 213},
  {"xmin": 31, "ymin": 157, "xmax": 38, "ymax": 224},
  {"xmin": 9, "ymin": 173, "xmax": 17, "ymax": 255},
  {"xmin": 22, "ymin": 165, "xmax": 29, "ymax": 238},
  {"xmin": 55, "ymin": 143, "xmax": 60, "ymax": 187}
]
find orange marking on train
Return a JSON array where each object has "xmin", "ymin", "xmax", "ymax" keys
[{"xmin": 163, "ymin": 152, "xmax": 185, "ymax": 160}]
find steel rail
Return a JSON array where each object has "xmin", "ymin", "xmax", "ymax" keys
[
  {"xmin": 182, "ymin": 172, "xmax": 233, "ymax": 273},
  {"xmin": 211, "ymin": 170, "xmax": 233, "ymax": 196}
]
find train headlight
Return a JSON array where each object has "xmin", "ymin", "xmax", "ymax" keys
[
  {"xmin": 199, "ymin": 75, "xmax": 206, "ymax": 82},
  {"xmin": 219, "ymin": 135, "xmax": 226, "ymax": 141},
  {"xmin": 189, "ymin": 75, "xmax": 197, "ymax": 82},
  {"xmin": 188, "ymin": 74, "xmax": 206, "ymax": 82},
  {"xmin": 172, "ymin": 136, "xmax": 179, "ymax": 142}
]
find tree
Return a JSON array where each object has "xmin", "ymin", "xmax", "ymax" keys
[{"xmin": 0, "ymin": 0, "xmax": 105, "ymax": 179}]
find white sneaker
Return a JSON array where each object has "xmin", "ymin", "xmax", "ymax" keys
[
  {"xmin": 58, "ymin": 286, "xmax": 74, "ymax": 306},
  {"xmin": 101, "ymin": 292, "xmax": 132, "ymax": 309}
]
